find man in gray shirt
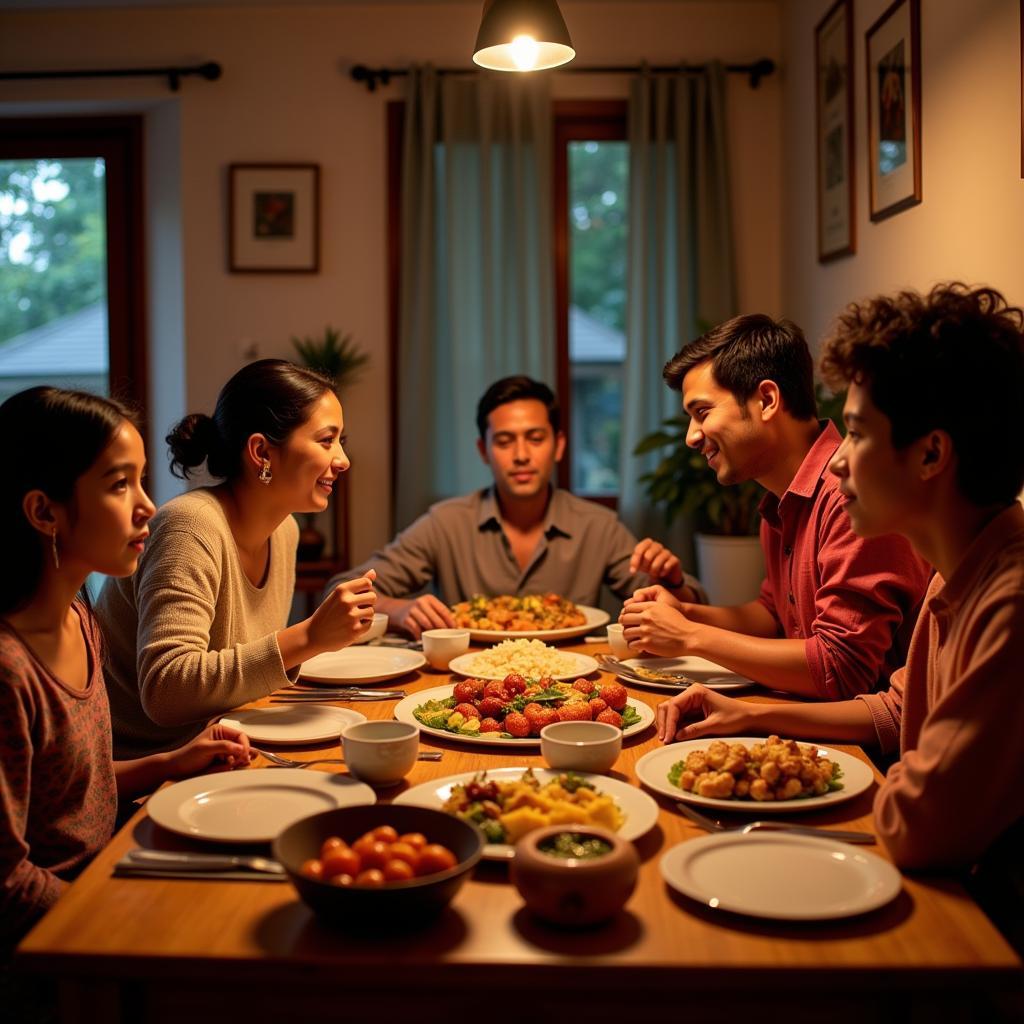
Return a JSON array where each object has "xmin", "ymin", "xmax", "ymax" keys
[{"xmin": 330, "ymin": 376, "xmax": 702, "ymax": 638}]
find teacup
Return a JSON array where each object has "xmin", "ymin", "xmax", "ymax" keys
[
  {"xmin": 421, "ymin": 628, "xmax": 471, "ymax": 670},
  {"xmin": 606, "ymin": 623, "xmax": 631, "ymax": 661},
  {"xmin": 540, "ymin": 720, "xmax": 622, "ymax": 774},
  {"xmin": 340, "ymin": 720, "xmax": 420, "ymax": 786},
  {"xmin": 352, "ymin": 612, "xmax": 389, "ymax": 645}
]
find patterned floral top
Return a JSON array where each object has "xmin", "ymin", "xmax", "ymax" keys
[{"xmin": 0, "ymin": 604, "xmax": 116, "ymax": 949}]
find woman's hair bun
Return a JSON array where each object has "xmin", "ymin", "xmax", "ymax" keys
[{"xmin": 166, "ymin": 413, "xmax": 222, "ymax": 479}]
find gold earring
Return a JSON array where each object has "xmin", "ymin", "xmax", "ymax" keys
[
  {"xmin": 51, "ymin": 528, "xmax": 60, "ymax": 570},
  {"xmin": 258, "ymin": 459, "xmax": 272, "ymax": 485}
]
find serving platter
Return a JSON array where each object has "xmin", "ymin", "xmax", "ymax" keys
[
  {"xmin": 393, "ymin": 766, "xmax": 659, "ymax": 860},
  {"xmin": 634, "ymin": 738, "xmax": 875, "ymax": 814},
  {"xmin": 461, "ymin": 604, "xmax": 609, "ymax": 643},
  {"xmin": 660, "ymin": 832, "xmax": 901, "ymax": 920},
  {"xmin": 299, "ymin": 647, "xmax": 426, "ymax": 685},
  {"xmin": 393, "ymin": 684, "xmax": 655, "ymax": 747},
  {"xmin": 447, "ymin": 650, "xmax": 599, "ymax": 682},
  {"xmin": 146, "ymin": 769, "xmax": 376, "ymax": 844}
]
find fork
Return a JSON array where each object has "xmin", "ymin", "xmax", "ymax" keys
[
  {"xmin": 675, "ymin": 801, "xmax": 876, "ymax": 844},
  {"xmin": 255, "ymin": 748, "xmax": 442, "ymax": 768},
  {"xmin": 596, "ymin": 654, "xmax": 699, "ymax": 687}
]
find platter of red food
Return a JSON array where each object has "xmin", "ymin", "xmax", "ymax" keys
[{"xmin": 393, "ymin": 673, "xmax": 654, "ymax": 747}]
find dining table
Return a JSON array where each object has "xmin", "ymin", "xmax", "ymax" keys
[{"xmin": 16, "ymin": 638, "xmax": 1022, "ymax": 1023}]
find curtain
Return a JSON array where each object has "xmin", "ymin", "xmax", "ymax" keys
[
  {"xmin": 619, "ymin": 62, "xmax": 737, "ymax": 558},
  {"xmin": 395, "ymin": 66, "xmax": 556, "ymax": 531}
]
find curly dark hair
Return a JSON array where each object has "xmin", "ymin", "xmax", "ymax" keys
[
  {"xmin": 662, "ymin": 314, "xmax": 817, "ymax": 421},
  {"xmin": 820, "ymin": 282, "xmax": 1024, "ymax": 506}
]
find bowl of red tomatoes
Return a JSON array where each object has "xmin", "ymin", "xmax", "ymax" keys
[{"xmin": 273, "ymin": 804, "xmax": 484, "ymax": 922}]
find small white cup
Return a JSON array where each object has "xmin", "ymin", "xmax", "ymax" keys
[
  {"xmin": 421, "ymin": 628, "xmax": 471, "ymax": 670},
  {"xmin": 540, "ymin": 720, "xmax": 622, "ymax": 774},
  {"xmin": 606, "ymin": 623, "xmax": 631, "ymax": 661},
  {"xmin": 340, "ymin": 720, "xmax": 420, "ymax": 787},
  {"xmin": 352, "ymin": 612, "xmax": 389, "ymax": 645}
]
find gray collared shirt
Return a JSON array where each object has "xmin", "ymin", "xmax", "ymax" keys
[{"xmin": 335, "ymin": 487, "xmax": 701, "ymax": 606}]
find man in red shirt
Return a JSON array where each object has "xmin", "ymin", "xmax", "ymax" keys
[
  {"xmin": 653, "ymin": 284, "xmax": 1024, "ymax": 901},
  {"xmin": 620, "ymin": 314, "xmax": 931, "ymax": 698}
]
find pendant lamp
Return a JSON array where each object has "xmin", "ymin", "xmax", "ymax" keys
[{"xmin": 472, "ymin": 0, "xmax": 575, "ymax": 72}]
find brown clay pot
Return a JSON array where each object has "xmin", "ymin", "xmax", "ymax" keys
[{"xmin": 510, "ymin": 825, "xmax": 639, "ymax": 927}]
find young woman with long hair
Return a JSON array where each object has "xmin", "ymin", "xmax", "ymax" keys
[
  {"xmin": 0, "ymin": 387, "xmax": 252, "ymax": 949},
  {"xmin": 96, "ymin": 359, "xmax": 376, "ymax": 757}
]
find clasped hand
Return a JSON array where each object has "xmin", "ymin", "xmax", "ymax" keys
[
  {"xmin": 619, "ymin": 584, "xmax": 694, "ymax": 657},
  {"xmin": 309, "ymin": 569, "xmax": 378, "ymax": 652}
]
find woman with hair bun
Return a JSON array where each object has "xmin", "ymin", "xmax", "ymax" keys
[{"xmin": 96, "ymin": 359, "xmax": 376, "ymax": 757}]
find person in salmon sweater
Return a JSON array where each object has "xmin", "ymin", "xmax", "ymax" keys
[{"xmin": 655, "ymin": 284, "xmax": 1024, "ymax": 919}]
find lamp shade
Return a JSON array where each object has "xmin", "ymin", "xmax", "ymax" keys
[{"xmin": 473, "ymin": 0, "xmax": 575, "ymax": 72}]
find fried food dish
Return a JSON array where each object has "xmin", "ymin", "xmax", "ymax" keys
[
  {"xmin": 670, "ymin": 735, "xmax": 843, "ymax": 802},
  {"xmin": 451, "ymin": 593, "xmax": 587, "ymax": 632},
  {"xmin": 442, "ymin": 769, "xmax": 624, "ymax": 844}
]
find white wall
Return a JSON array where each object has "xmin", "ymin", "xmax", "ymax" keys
[
  {"xmin": 0, "ymin": 1, "xmax": 782, "ymax": 560},
  {"xmin": 781, "ymin": 0, "xmax": 1023, "ymax": 349}
]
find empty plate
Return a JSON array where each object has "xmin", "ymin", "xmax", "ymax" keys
[
  {"xmin": 300, "ymin": 647, "xmax": 426, "ymax": 684},
  {"xmin": 219, "ymin": 704, "xmax": 366, "ymax": 744},
  {"xmin": 660, "ymin": 832, "xmax": 901, "ymax": 920},
  {"xmin": 146, "ymin": 768, "xmax": 376, "ymax": 843},
  {"xmin": 615, "ymin": 656, "xmax": 753, "ymax": 691}
]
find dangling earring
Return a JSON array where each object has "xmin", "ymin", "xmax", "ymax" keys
[
  {"xmin": 51, "ymin": 528, "xmax": 60, "ymax": 570},
  {"xmin": 258, "ymin": 459, "xmax": 273, "ymax": 485}
]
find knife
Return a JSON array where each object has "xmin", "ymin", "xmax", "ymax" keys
[
  {"xmin": 269, "ymin": 691, "xmax": 405, "ymax": 702},
  {"xmin": 124, "ymin": 849, "xmax": 286, "ymax": 874}
]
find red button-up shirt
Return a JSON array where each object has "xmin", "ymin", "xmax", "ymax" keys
[{"xmin": 757, "ymin": 422, "xmax": 932, "ymax": 699}]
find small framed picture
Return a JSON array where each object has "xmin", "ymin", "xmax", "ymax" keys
[
  {"xmin": 866, "ymin": 0, "xmax": 921, "ymax": 221},
  {"xmin": 815, "ymin": 0, "xmax": 855, "ymax": 261},
  {"xmin": 228, "ymin": 163, "xmax": 320, "ymax": 273}
]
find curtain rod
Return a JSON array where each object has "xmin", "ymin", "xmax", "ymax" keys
[
  {"xmin": 0, "ymin": 62, "xmax": 222, "ymax": 93},
  {"xmin": 351, "ymin": 58, "xmax": 774, "ymax": 93}
]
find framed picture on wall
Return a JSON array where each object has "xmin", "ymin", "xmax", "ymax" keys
[
  {"xmin": 866, "ymin": 0, "xmax": 921, "ymax": 221},
  {"xmin": 815, "ymin": 0, "xmax": 856, "ymax": 260},
  {"xmin": 228, "ymin": 163, "xmax": 320, "ymax": 272}
]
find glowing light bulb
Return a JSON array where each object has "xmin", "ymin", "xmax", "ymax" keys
[{"xmin": 509, "ymin": 35, "xmax": 540, "ymax": 71}]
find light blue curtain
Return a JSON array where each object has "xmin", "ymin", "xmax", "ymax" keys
[
  {"xmin": 619, "ymin": 62, "xmax": 737, "ymax": 558},
  {"xmin": 395, "ymin": 66, "xmax": 556, "ymax": 530}
]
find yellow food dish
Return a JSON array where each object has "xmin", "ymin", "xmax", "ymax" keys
[{"xmin": 451, "ymin": 593, "xmax": 586, "ymax": 632}]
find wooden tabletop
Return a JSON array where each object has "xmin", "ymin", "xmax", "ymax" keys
[{"xmin": 17, "ymin": 641, "xmax": 1022, "ymax": 1022}]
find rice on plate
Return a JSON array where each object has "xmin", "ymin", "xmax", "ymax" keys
[{"xmin": 467, "ymin": 638, "xmax": 580, "ymax": 679}]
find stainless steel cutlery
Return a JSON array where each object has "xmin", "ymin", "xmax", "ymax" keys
[{"xmin": 676, "ymin": 801, "xmax": 875, "ymax": 844}]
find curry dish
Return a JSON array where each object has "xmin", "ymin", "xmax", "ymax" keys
[{"xmin": 451, "ymin": 593, "xmax": 587, "ymax": 632}]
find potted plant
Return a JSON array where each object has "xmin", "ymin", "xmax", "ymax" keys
[
  {"xmin": 633, "ymin": 385, "xmax": 844, "ymax": 605},
  {"xmin": 291, "ymin": 326, "xmax": 369, "ymax": 561}
]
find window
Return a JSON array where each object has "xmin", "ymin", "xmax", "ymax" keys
[
  {"xmin": 0, "ymin": 117, "xmax": 147, "ymax": 426},
  {"xmin": 554, "ymin": 101, "xmax": 628, "ymax": 503}
]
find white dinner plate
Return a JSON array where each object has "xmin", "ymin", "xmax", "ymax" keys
[
  {"xmin": 394, "ymin": 684, "xmax": 655, "ymax": 748},
  {"xmin": 448, "ymin": 650, "xmax": 599, "ymax": 682},
  {"xmin": 300, "ymin": 647, "xmax": 426, "ymax": 685},
  {"xmin": 660, "ymin": 832, "xmax": 901, "ymax": 920},
  {"xmin": 146, "ymin": 769, "xmax": 376, "ymax": 844},
  {"xmin": 393, "ymin": 766, "xmax": 659, "ymax": 860},
  {"xmin": 616, "ymin": 656, "xmax": 754, "ymax": 692},
  {"xmin": 219, "ymin": 704, "xmax": 366, "ymax": 745},
  {"xmin": 460, "ymin": 605, "xmax": 610, "ymax": 643},
  {"xmin": 634, "ymin": 738, "xmax": 875, "ymax": 814}
]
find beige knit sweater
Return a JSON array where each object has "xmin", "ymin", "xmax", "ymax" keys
[{"xmin": 97, "ymin": 489, "xmax": 299, "ymax": 758}]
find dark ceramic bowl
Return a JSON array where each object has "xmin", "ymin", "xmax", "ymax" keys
[{"xmin": 273, "ymin": 804, "xmax": 483, "ymax": 923}]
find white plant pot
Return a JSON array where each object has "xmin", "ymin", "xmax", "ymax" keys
[{"xmin": 694, "ymin": 533, "xmax": 765, "ymax": 607}]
